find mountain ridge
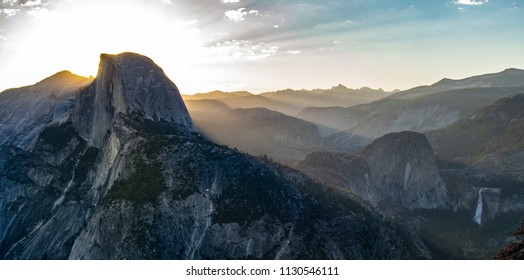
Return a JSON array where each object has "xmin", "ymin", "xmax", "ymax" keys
[
  {"xmin": 427, "ymin": 93, "xmax": 524, "ymax": 179},
  {"xmin": 297, "ymin": 68, "xmax": 524, "ymax": 154},
  {"xmin": 0, "ymin": 70, "xmax": 92, "ymax": 149},
  {"xmin": 389, "ymin": 68, "xmax": 524, "ymax": 100}
]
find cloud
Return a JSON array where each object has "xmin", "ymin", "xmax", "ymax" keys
[
  {"xmin": 454, "ymin": 0, "xmax": 489, "ymax": 5},
  {"xmin": 221, "ymin": 0, "xmax": 240, "ymax": 3},
  {"xmin": 21, "ymin": 0, "xmax": 42, "ymax": 7},
  {"xmin": 206, "ymin": 39, "xmax": 279, "ymax": 61},
  {"xmin": 0, "ymin": 0, "xmax": 49, "ymax": 18},
  {"xmin": 224, "ymin": 7, "xmax": 259, "ymax": 22},
  {"xmin": 1, "ymin": 0, "xmax": 48, "ymax": 8},
  {"xmin": 1, "ymin": 8, "xmax": 20, "ymax": 17},
  {"xmin": 224, "ymin": 8, "xmax": 247, "ymax": 21}
]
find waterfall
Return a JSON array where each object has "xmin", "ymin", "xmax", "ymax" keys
[{"xmin": 474, "ymin": 189, "xmax": 483, "ymax": 225}]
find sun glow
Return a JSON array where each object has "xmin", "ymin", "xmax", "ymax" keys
[{"xmin": 0, "ymin": 0, "xmax": 210, "ymax": 93}]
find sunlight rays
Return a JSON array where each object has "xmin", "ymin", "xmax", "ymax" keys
[{"xmin": 1, "ymin": 0, "xmax": 210, "ymax": 92}]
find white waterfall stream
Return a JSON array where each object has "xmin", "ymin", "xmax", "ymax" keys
[{"xmin": 474, "ymin": 189, "xmax": 483, "ymax": 225}]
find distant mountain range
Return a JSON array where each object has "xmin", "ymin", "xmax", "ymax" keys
[
  {"xmin": 298, "ymin": 69, "xmax": 524, "ymax": 153},
  {"xmin": 183, "ymin": 68, "xmax": 524, "ymax": 164},
  {"xmin": 182, "ymin": 85, "xmax": 393, "ymax": 116}
]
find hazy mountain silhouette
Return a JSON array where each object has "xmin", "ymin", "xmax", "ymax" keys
[
  {"xmin": 298, "ymin": 69, "xmax": 524, "ymax": 153},
  {"xmin": 183, "ymin": 85, "xmax": 392, "ymax": 117}
]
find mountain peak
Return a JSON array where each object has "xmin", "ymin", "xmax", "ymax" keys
[
  {"xmin": 431, "ymin": 68, "xmax": 524, "ymax": 89},
  {"xmin": 39, "ymin": 70, "xmax": 74, "ymax": 81},
  {"xmin": 32, "ymin": 70, "xmax": 92, "ymax": 90},
  {"xmin": 98, "ymin": 52, "xmax": 154, "ymax": 69},
  {"xmin": 361, "ymin": 131, "xmax": 447, "ymax": 210},
  {"xmin": 73, "ymin": 52, "xmax": 194, "ymax": 147},
  {"xmin": 330, "ymin": 84, "xmax": 349, "ymax": 91},
  {"xmin": 502, "ymin": 68, "xmax": 524, "ymax": 74}
]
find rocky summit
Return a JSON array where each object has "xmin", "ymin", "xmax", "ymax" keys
[
  {"xmin": 295, "ymin": 131, "xmax": 448, "ymax": 212},
  {"xmin": 73, "ymin": 52, "xmax": 194, "ymax": 148},
  {"xmin": 0, "ymin": 53, "xmax": 428, "ymax": 259},
  {"xmin": 360, "ymin": 131, "xmax": 448, "ymax": 210}
]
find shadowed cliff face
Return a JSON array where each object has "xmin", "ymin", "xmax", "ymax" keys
[
  {"xmin": 295, "ymin": 132, "xmax": 448, "ymax": 212},
  {"xmin": 360, "ymin": 131, "xmax": 448, "ymax": 210},
  {"xmin": 73, "ymin": 52, "xmax": 194, "ymax": 147}
]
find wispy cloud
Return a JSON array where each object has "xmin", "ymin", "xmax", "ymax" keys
[
  {"xmin": 454, "ymin": 0, "xmax": 489, "ymax": 5},
  {"xmin": 224, "ymin": 7, "xmax": 259, "ymax": 22},
  {"xmin": 0, "ymin": 0, "xmax": 49, "ymax": 18},
  {"xmin": 1, "ymin": 8, "xmax": 20, "ymax": 16},
  {"xmin": 206, "ymin": 39, "xmax": 279, "ymax": 61},
  {"xmin": 221, "ymin": 0, "xmax": 240, "ymax": 3},
  {"xmin": 1, "ymin": 0, "xmax": 48, "ymax": 8},
  {"xmin": 224, "ymin": 8, "xmax": 247, "ymax": 21},
  {"xmin": 21, "ymin": 0, "xmax": 42, "ymax": 7}
]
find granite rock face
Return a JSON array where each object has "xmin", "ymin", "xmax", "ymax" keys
[
  {"xmin": 296, "ymin": 132, "xmax": 448, "ymax": 211},
  {"xmin": 361, "ymin": 131, "xmax": 448, "ymax": 210},
  {"xmin": 73, "ymin": 53, "xmax": 194, "ymax": 147}
]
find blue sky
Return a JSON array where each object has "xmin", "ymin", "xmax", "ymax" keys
[{"xmin": 0, "ymin": 0, "xmax": 523, "ymax": 93}]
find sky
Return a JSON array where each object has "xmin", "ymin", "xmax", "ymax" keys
[{"xmin": 0, "ymin": 0, "xmax": 523, "ymax": 94}]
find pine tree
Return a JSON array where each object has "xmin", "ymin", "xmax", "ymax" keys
[{"xmin": 494, "ymin": 220, "xmax": 524, "ymax": 259}]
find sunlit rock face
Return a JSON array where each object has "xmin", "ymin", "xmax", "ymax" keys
[{"xmin": 73, "ymin": 52, "xmax": 194, "ymax": 147}]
